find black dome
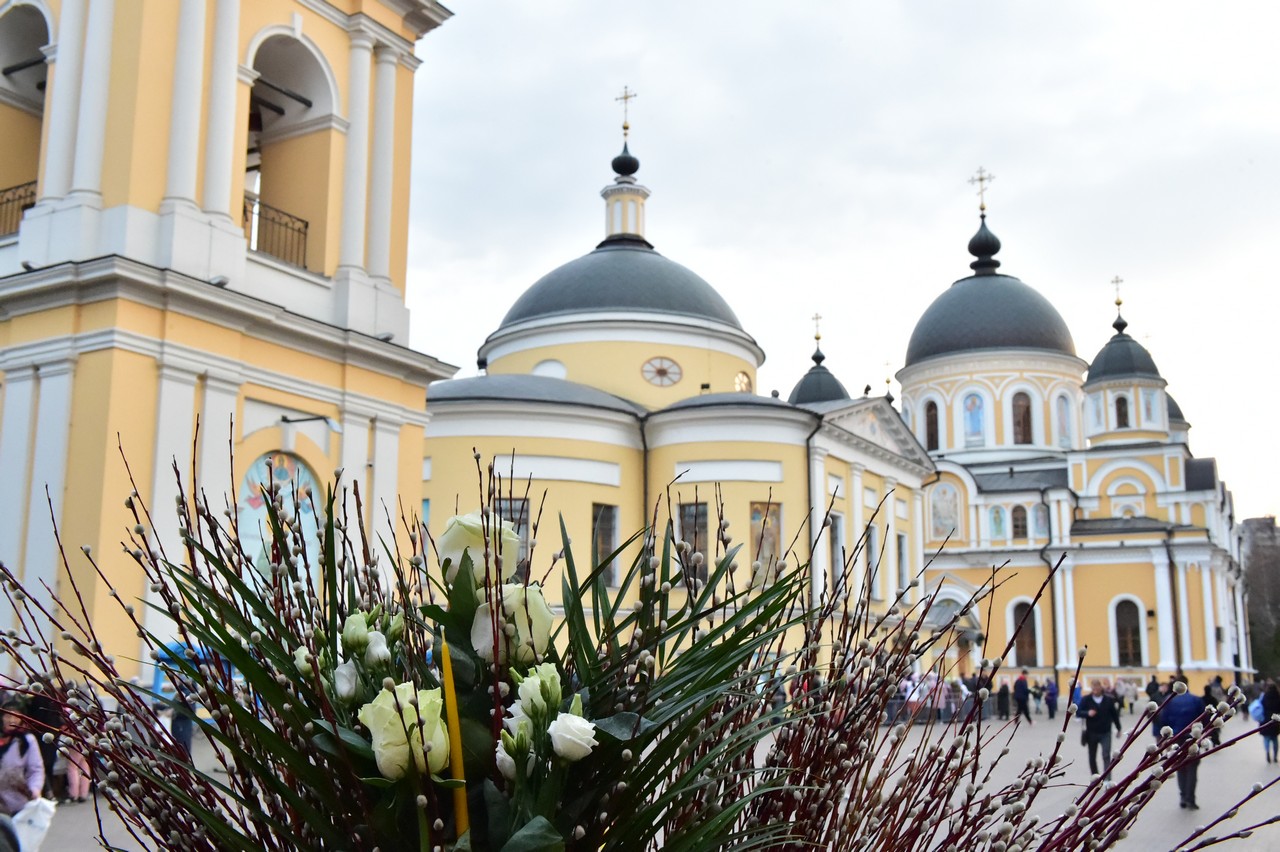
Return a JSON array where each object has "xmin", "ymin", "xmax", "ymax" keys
[
  {"xmin": 498, "ymin": 235, "xmax": 744, "ymax": 330},
  {"xmin": 611, "ymin": 142, "xmax": 639, "ymax": 177},
  {"xmin": 788, "ymin": 346, "xmax": 850, "ymax": 405},
  {"xmin": 1085, "ymin": 315, "xmax": 1161, "ymax": 384},
  {"xmin": 904, "ymin": 218, "xmax": 1075, "ymax": 367},
  {"xmin": 1167, "ymin": 393, "xmax": 1187, "ymax": 424}
]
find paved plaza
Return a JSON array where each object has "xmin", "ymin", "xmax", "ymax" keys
[{"xmin": 39, "ymin": 704, "xmax": 1280, "ymax": 851}]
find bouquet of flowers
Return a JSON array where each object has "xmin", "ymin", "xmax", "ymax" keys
[{"xmin": 0, "ymin": 455, "xmax": 1276, "ymax": 851}]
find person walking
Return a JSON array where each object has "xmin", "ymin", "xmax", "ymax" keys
[
  {"xmin": 1145, "ymin": 674, "xmax": 1161, "ymax": 704},
  {"xmin": 1081, "ymin": 679, "xmax": 1122, "ymax": 782},
  {"xmin": 1044, "ymin": 678, "xmax": 1059, "ymax": 720},
  {"xmin": 1013, "ymin": 670, "xmax": 1033, "ymax": 724},
  {"xmin": 997, "ymin": 682, "xmax": 1011, "ymax": 721},
  {"xmin": 1260, "ymin": 681, "xmax": 1280, "ymax": 763},
  {"xmin": 1162, "ymin": 675, "xmax": 1205, "ymax": 809},
  {"xmin": 0, "ymin": 697, "xmax": 44, "ymax": 818}
]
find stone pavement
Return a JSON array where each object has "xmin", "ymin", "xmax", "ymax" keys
[{"xmin": 38, "ymin": 705, "xmax": 1280, "ymax": 851}]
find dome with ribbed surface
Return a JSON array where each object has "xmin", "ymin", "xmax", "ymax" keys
[
  {"xmin": 497, "ymin": 234, "xmax": 744, "ymax": 330},
  {"xmin": 904, "ymin": 218, "xmax": 1075, "ymax": 367},
  {"xmin": 1085, "ymin": 315, "xmax": 1161, "ymax": 384},
  {"xmin": 788, "ymin": 346, "xmax": 850, "ymax": 405}
]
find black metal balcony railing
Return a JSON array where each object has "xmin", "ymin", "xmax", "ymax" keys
[
  {"xmin": 243, "ymin": 196, "xmax": 309, "ymax": 270},
  {"xmin": 0, "ymin": 181, "xmax": 37, "ymax": 237}
]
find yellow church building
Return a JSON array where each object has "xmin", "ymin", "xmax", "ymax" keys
[{"xmin": 0, "ymin": 0, "xmax": 1251, "ymax": 691}]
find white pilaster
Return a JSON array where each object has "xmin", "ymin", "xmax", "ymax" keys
[
  {"xmin": 1233, "ymin": 583, "xmax": 1249, "ymax": 675},
  {"xmin": 40, "ymin": 0, "xmax": 87, "ymax": 200},
  {"xmin": 0, "ymin": 369, "xmax": 37, "ymax": 572},
  {"xmin": 808, "ymin": 448, "xmax": 828, "ymax": 608},
  {"xmin": 850, "ymin": 463, "xmax": 864, "ymax": 600},
  {"xmin": 339, "ymin": 411, "xmax": 371, "ymax": 532},
  {"xmin": 912, "ymin": 492, "xmax": 924, "ymax": 587},
  {"xmin": 1200, "ymin": 565, "xmax": 1219, "ymax": 667},
  {"xmin": 337, "ymin": 33, "xmax": 375, "ymax": 271},
  {"xmin": 884, "ymin": 476, "xmax": 898, "ymax": 600},
  {"xmin": 369, "ymin": 418, "xmax": 402, "ymax": 575},
  {"xmin": 366, "ymin": 46, "xmax": 397, "ymax": 283},
  {"xmin": 1152, "ymin": 549, "xmax": 1176, "ymax": 669},
  {"xmin": 1175, "ymin": 561, "xmax": 1192, "ymax": 666},
  {"xmin": 1052, "ymin": 564, "xmax": 1068, "ymax": 670},
  {"xmin": 163, "ymin": 0, "xmax": 207, "ymax": 204},
  {"xmin": 202, "ymin": 0, "xmax": 241, "ymax": 218},
  {"xmin": 143, "ymin": 365, "xmax": 199, "ymax": 650},
  {"xmin": 196, "ymin": 373, "xmax": 240, "ymax": 503},
  {"xmin": 21, "ymin": 361, "xmax": 76, "ymax": 640},
  {"xmin": 1063, "ymin": 563, "xmax": 1078, "ymax": 662},
  {"xmin": 68, "ymin": 0, "xmax": 115, "ymax": 199}
]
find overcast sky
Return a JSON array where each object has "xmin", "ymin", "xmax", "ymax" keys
[{"xmin": 405, "ymin": 1, "xmax": 1280, "ymax": 522}]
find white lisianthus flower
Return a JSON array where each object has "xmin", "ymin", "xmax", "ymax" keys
[
  {"xmin": 357, "ymin": 682, "xmax": 450, "ymax": 780},
  {"xmin": 438, "ymin": 511, "xmax": 521, "ymax": 587},
  {"xmin": 471, "ymin": 583, "xmax": 554, "ymax": 664},
  {"xmin": 333, "ymin": 659, "xmax": 360, "ymax": 703},
  {"xmin": 530, "ymin": 662, "xmax": 562, "ymax": 709},
  {"xmin": 293, "ymin": 647, "xmax": 312, "ymax": 678},
  {"xmin": 495, "ymin": 738, "xmax": 517, "ymax": 781},
  {"xmin": 365, "ymin": 630, "xmax": 392, "ymax": 666},
  {"xmin": 518, "ymin": 672, "xmax": 548, "ymax": 716},
  {"xmin": 504, "ymin": 701, "xmax": 529, "ymax": 735},
  {"xmin": 548, "ymin": 713, "xmax": 598, "ymax": 762},
  {"xmin": 342, "ymin": 613, "xmax": 369, "ymax": 653}
]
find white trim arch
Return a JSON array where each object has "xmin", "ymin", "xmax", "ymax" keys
[
  {"xmin": 1005, "ymin": 596, "xmax": 1044, "ymax": 667},
  {"xmin": 1108, "ymin": 594, "xmax": 1149, "ymax": 667},
  {"xmin": 1085, "ymin": 459, "xmax": 1165, "ymax": 498},
  {"xmin": 244, "ymin": 25, "xmax": 339, "ymax": 122},
  {"xmin": 953, "ymin": 386, "xmax": 995, "ymax": 449},
  {"xmin": 0, "ymin": 0, "xmax": 53, "ymax": 32},
  {"xmin": 1002, "ymin": 382, "xmax": 1044, "ymax": 446}
]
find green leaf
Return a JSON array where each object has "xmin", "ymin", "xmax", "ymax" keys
[
  {"xmin": 501, "ymin": 816, "xmax": 565, "ymax": 852},
  {"xmin": 432, "ymin": 775, "xmax": 466, "ymax": 789},
  {"xmin": 591, "ymin": 711, "xmax": 656, "ymax": 741}
]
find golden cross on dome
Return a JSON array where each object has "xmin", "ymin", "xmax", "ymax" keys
[
  {"xmin": 812, "ymin": 312, "xmax": 823, "ymax": 341},
  {"xmin": 1111, "ymin": 275, "xmax": 1124, "ymax": 308},
  {"xmin": 969, "ymin": 167, "xmax": 995, "ymax": 211},
  {"xmin": 615, "ymin": 86, "xmax": 637, "ymax": 136}
]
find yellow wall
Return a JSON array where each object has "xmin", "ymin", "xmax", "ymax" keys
[
  {"xmin": 0, "ymin": 103, "xmax": 41, "ymax": 192},
  {"xmin": 258, "ymin": 128, "xmax": 340, "ymax": 273},
  {"xmin": 489, "ymin": 341, "xmax": 757, "ymax": 410}
]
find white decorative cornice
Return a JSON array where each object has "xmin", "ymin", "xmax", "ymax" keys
[
  {"xmin": 237, "ymin": 65, "xmax": 261, "ymax": 85},
  {"xmin": 258, "ymin": 113, "xmax": 350, "ymax": 144},
  {"xmin": 897, "ymin": 349, "xmax": 1088, "ymax": 390},
  {"xmin": 0, "ymin": 85, "xmax": 42, "ymax": 117}
]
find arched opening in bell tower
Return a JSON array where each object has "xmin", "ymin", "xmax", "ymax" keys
[
  {"xmin": 0, "ymin": 3, "xmax": 49, "ymax": 237},
  {"xmin": 243, "ymin": 34, "xmax": 338, "ymax": 273}
]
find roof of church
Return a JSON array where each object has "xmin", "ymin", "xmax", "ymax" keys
[
  {"xmin": 972, "ymin": 468, "xmax": 1069, "ymax": 492},
  {"xmin": 1071, "ymin": 517, "xmax": 1200, "ymax": 535},
  {"xmin": 904, "ymin": 217, "xmax": 1076, "ymax": 366},
  {"xmin": 1185, "ymin": 458, "xmax": 1218, "ymax": 492},
  {"xmin": 497, "ymin": 234, "xmax": 744, "ymax": 330},
  {"xmin": 659, "ymin": 392, "xmax": 797, "ymax": 413},
  {"xmin": 787, "ymin": 346, "xmax": 850, "ymax": 405},
  {"xmin": 1167, "ymin": 393, "xmax": 1187, "ymax": 424},
  {"xmin": 427, "ymin": 374, "xmax": 645, "ymax": 415},
  {"xmin": 1085, "ymin": 314, "xmax": 1162, "ymax": 383}
]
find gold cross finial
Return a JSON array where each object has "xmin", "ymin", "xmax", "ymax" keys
[
  {"xmin": 1112, "ymin": 275, "xmax": 1124, "ymax": 308},
  {"xmin": 615, "ymin": 86, "xmax": 637, "ymax": 137},
  {"xmin": 969, "ymin": 167, "xmax": 995, "ymax": 212},
  {"xmin": 812, "ymin": 312, "xmax": 822, "ymax": 341}
]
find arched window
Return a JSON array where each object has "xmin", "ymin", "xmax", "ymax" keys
[
  {"xmin": 925, "ymin": 401, "xmax": 939, "ymax": 451},
  {"xmin": 1115, "ymin": 395, "xmax": 1130, "ymax": 429},
  {"xmin": 1056, "ymin": 394, "xmax": 1073, "ymax": 448},
  {"xmin": 237, "ymin": 452, "xmax": 324, "ymax": 581},
  {"xmin": 1011, "ymin": 506, "xmax": 1028, "ymax": 539},
  {"xmin": 1012, "ymin": 392, "xmax": 1033, "ymax": 444},
  {"xmin": 1115, "ymin": 600, "xmax": 1142, "ymax": 667},
  {"xmin": 0, "ymin": 5, "xmax": 50, "ymax": 237},
  {"xmin": 1012, "ymin": 601, "xmax": 1037, "ymax": 666}
]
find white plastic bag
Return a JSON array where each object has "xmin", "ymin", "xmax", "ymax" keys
[{"xmin": 12, "ymin": 797, "xmax": 55, "ymax": 852}]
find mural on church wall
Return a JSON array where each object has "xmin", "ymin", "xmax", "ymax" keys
[
  {"xmin": 1141, "ymin": 388, "xmax": 1158, "ymax": 426},
  {"xmin": 1034, "ymin": 503, "xmax": 1050, "ymax": 537},
  {"xmin": 930, "ymin": 483, "xmax": 960, "ymax": 540},
  {"xmin": 1056, "ymin": 395, "xmax": 1072, "ymax": 448},
  {"xmin": 963, "ymin": 393, "xmax": 985, "ymax": 447},
  {"xmin": 990, "ymin": 506, "xmax": 1006, "ymax": 540},
  {"xmin": 750, "ymin": 502, "xmax": 782, "ymax": 568},
  {"xmin": 237, "ymin": 452, "xmax": 323, "ymax": 580}
]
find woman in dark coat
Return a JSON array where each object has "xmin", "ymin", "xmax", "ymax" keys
[
  {"xmin": 996, "ymin": 682, "xmax": 1011, "ymax": 720},
  {"xmin": 1260, "ymin": 681, "xmax": 1280, "ymax": 763}
]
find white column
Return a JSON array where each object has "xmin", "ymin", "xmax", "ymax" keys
[
  {"xmin": 163, "ymin": 0, "xmax": 208, "ymax": 203},
  {"xmin": 369, "ymin": 419, "xmax": 402, "ymax": 576},
  {"xmin": 1233, "ymin": 583, "xmax": 1249, "ymax": 675},
  {"xmin": 850, "ymin": 464, "xmax": 864, "ymax": 600},
  {"xmin": 1200, "ymin": 565, "xmax": 1219, "ymax": 667},
  {"xmin": 68, "ymin": 0, "xmax": 116, "ymax": 198},
  {"xmin": 202, "ymin": 0, "xmax": 241, "ymax": 217},
  {"xmin": 21, "ymin": 361, "xmax": 76, "ymax": 636},
  {"xmin": 337, "ymin": 33, "xmax": 375, "ymax": 270},
  {"xmin": 1152, "ymin": 549, "xmax": 1176, "ymax": 669},
  {"xmin": 40, "ymin": 0, "xmax": 87, "ymax": 200},
  {"xmin": 912, "ymin": 492, "xmax": 924, "ymax": 587},
  {"xmin": 196, "ymin": 373, "xmax": 240, "ymax": 502},
  {"xmin": 1052, "ymin": 564, "xmax": 1068, "ymax": 670},
  {"xmin": 366, "ymin": 46, "xmax": 398, "ymax": 282},
  {"xmin": 0, "ymin": 369, "xmax": 36, "ymax": 569},
  {"xmin": 143, "ymin": 366, "xmax": 199, "ymax": 650},
  {"xmin": 1175, "ymin": 561, "xmax": 1192, "ymax": 666},
  {"xmin": 339, "ymin": 411, "xmax": 371, "ymax": 532},
  {"xmin": 807, "ymin": 448, "xmax": 828, "ymax": 608},
  {"xmin": 884, "ymin": 477, "xmax": 898, "ymax": 599},
  {"xmin": 1063, "ymin": 563, "xmax": 1078, "ymax": 662}
]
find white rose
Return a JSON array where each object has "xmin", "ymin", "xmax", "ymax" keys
[
  {"xmin": 342, "ymin": 613, "xmax": 369, "ymax": 653},
  {"xmin": 334, "ymin": 660, "xmax": 359, "ymax": 703},
  {"xmin": 471, "ymin": 583, "xmax": 554, "ymax": 664},
  {"xmin": 548, "ymin": 713, "xmax": 598, "ymax": 762},
  {"xmin": 365, "ymin": 630, "xmax": 391, "ymax": 667},
  {"xmin": 438, "ymin": 511, "xmax": 521, "ymax": 587},
  {"xmin": 357, "ymin": 683, "xmax": 450, "ymax": 781},
  {"xmin": 495, "ymin": 738, "xmax": 517, "ymax": 781}
]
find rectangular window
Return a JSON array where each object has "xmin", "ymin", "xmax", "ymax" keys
[
  {"xmin": 420, "ymin": 499, "xmax": 430, "ymax": 527},
  {"xmin": 678, "ymin": 502, "xmax": 709, "ymax": 580},
  {"xmin": 867, "ymin": 525, "xmax": 882, "ymax": 600},
  {"xmin": 750, "ymin": 502, "xmax": 782, "ymax": 573},
  {"xmin": 495, "ymin": 498, "xmax": 531, "ymax": 580},
  {"xmin": 897, "ymin": 532, "xmax": 909, "ymax": 591},
  {"xmin": 829, "ymin": 513, "xmax": 845, "ymax": 597},
  {"xmin": 592, "ymin": 503, "xmax": 619, "ymax": 587}
]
